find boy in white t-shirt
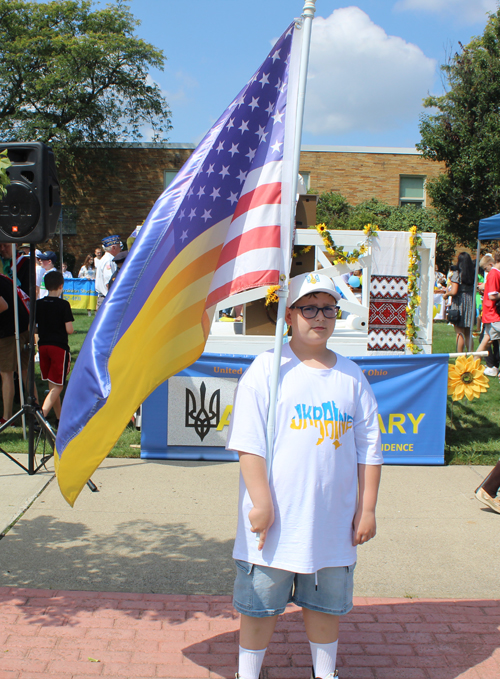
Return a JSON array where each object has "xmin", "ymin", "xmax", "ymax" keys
[{"xmin": 226, "ymin": 272, "xmax": 383, "ymax": 679}]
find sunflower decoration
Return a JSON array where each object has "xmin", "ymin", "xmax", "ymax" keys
[
  {"xmin": 292, "ymin": 245, "xmax": 312, "ymax": 259},
  {"xmin": 265, "ymin": 285, "xmax": 281, "ymax": 306},
  {"xmin": 448, "ymin": 355, "xmax": 490, "ymax": 402},
  {"xmin": 406, "ymin": 225, "xmax": 423, "ymax": 354},
  {"xmin": 315, "ymin": 223, "xmax": 378, "ymax": 266},
  {"xmin": 363, "ymin": 223, "xmax": 378, "ymax": 237},
  {"xmin": 315, "ymin": 224, "xmax": 352, "ymax": 264}
]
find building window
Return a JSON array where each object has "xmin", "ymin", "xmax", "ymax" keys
[
  {"xmin": 58, "ymin": 206, "xmax": 78, "ymax": 234},
  {"xmin": 400, "ymin": 176, "xmax": 425, "ymax": 208},
  {"xmin": 164, "ymin": 170, "xmax": 178, "ymax": 190},
  {"xmin": 299, "ymin": 171, "xmax": 311, "ymax": 192}
]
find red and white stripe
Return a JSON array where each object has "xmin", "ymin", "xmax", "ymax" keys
[{"xmin": 205, "ymin": 160, "xmax": 283, "ymax": 309}]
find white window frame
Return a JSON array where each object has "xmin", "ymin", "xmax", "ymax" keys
[
  {"xmin": 163, "ymin": 170, "xmax": 178, "ymax": 190},
  {"xmin": 399, "ymin": 175, "xmax": 426, "ymax": 208},
  {"xmin": 299, "ymin": 171, "xmax": 311, "ymax": 191}
]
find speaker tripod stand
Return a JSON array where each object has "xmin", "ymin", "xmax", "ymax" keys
[{"xmin": 0, "ymin": 245, "xmax": 97, "ymax": 492}]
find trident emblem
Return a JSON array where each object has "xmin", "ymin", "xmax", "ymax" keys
[{"xmin": 185, "ymin": 381, "xmax": 220, "ymax": 441}]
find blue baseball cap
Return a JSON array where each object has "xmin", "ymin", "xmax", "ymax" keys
[{"xmin": 38, "ymin": 251, "xmax": 56, "ymax": 262}]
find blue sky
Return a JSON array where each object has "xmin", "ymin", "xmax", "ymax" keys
[{"xmin": 118, "ymin": 0, "xmax": 496, "ymax": 148}]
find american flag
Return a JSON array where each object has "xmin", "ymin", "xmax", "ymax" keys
[
  {"xmin": 172, "ymin": 21, "xmax": 298, "ymax": 309},
  {"xmin": 54, "ymin": 20, "xmax": 302, "ymax": 505}
]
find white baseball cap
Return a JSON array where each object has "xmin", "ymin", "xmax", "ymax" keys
[{"xmin": 287, "ymin": 272, "xmax": 340, "ymax": 307}]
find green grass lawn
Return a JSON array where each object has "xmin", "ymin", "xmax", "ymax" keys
[
  {"xmin": 1, "ymin": 315, "xmax": 498, "ymax": 465},
  {"xmin": 0, "ymin": 310, "xmax": 141, "ymax": 460}
]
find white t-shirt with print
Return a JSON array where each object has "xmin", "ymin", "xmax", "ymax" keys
[
  {"xmin": 38, "ymin": 266, "xmax": 56, "ymax": 299},
  {"xmin": 226, "ymin": 343, "xmax": 383, "ymax": 574}
]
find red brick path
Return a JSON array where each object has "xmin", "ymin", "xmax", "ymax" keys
[{"xmin": 0, "ymin": 588, "xmax": 499, "ymax": 679}]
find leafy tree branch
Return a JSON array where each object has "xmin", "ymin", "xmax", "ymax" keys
[
  {"xmin": 417, "ymin": 9, "xmax": 500, "ymax": 244},
  {"xmin": 0, "ymin": 0, "xmax": 172, "ymax": 182}
]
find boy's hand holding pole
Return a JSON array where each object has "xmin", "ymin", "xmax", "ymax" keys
[
  {"xmin": 239, "ymin": 452, "xmax": 275, "ymax": 551},
  {"xmin": 352, "ymin": 463, "xmax": 381, "ymax": 546}
]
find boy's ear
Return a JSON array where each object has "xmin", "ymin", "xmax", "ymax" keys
[{"xmin": 285, "ymin": 306, "xmax": 293, "ymax": 326}]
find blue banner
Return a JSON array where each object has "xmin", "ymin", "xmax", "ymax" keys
[
  {"xmin": 353, "ymin": 354, "xmax": 448, "ymax": 464},
  {"xmin": 141, "ymin": 352, "xmax": 448, "ymax": 465},
  {"xmin": 63, "ymin": 278, "xmax": 97, "ymax": 310}
]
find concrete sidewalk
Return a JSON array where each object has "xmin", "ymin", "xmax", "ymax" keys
[
  {"xmin": 0, "ymin": 454, "xmax": 499, "ymax": 679},
  {"xmin": 0, "ymin": 455, "xmax": 498, "ymax": 598}
]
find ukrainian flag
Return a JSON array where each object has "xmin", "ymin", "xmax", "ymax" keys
[{"xmin": 55, "ymin": 20, "xmax": 303, "ymax": 505}]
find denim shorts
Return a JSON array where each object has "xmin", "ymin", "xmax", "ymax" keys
[
  {"xmin": 233, "ymin": 560, "xmax": 355, "ymax": 618},
  {"xmin": 485, "ymin": 322, "xmax": 500, "ymax": 341}
]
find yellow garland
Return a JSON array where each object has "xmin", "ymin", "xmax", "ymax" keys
[
  {"xmin": 406, "ymin": 225, "xmax": 423, "ymax": 354},
  {"xmin": 265, "ymin": 224, "xmax": 378, "ymax": 308},
  {"xmin": 315, "ymin": 223, "xmax": 378, "ymax": 265},
  {"xmin": 265, "ymin": 285, "xmax": 280, "ymax": 306},
  {"xmin": 448, "ymin": 355, "xmax": 489, "ymax": 401},
  {"xmin": 292, "ymin": 245, "xmax": 312, "ymax": 258}
]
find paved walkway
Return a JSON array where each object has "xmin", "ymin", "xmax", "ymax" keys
[
  {"xmin": 0, "ymin": 455, "xmax": 499, "ymax": 678},
  {"xmin": 1, "ymin": 458, "xmax": 498, "ymax": 599},
  {"xmin": 0, "ymin": 588, "xmax": 499, "ymax": 679}
]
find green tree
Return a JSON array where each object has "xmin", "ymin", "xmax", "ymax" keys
[
  {"xmin": 417, "ymin": 9, "xmax": 500, "ymax": 244},
  {"xmin": 0, "ymin": 150, "xmax": 10, "ymax": 199},
  {"xmin": 316, "ymin": 191, "xmax": 351, "ymax": 228},
  {"xmin": 0, "ymin": 0, "xmax": 172, "ymax": 167}
]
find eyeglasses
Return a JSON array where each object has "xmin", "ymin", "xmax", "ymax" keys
[{"xmin": 291, "ymin": 305, "xmax": 339, "ymax": 319}]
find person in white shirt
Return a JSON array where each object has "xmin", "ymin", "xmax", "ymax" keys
[
  {"xmin": 78, "ymin": 255, "xmax": 96, "ymax": 281},
  {"xmin": 61, "ymin": 263, "xmax": 72, "ymax": 279},
  {"xmin": 35, "ymin": 250, "xmax": 45, "ymax": 299},
  {"xmin": 37, "ymin": 251, "xmax": 57, "ymax": 299},
  {"xmin": 227, "ymin": 272, "xmax": 382, "ymax": 679},
  {"xmin": 94, "ymin": 246, "xmax": 103, "ymax": 268},
  {"xmin": 94, "ymin": 235, "xmax": 121, "ymax": 310}
]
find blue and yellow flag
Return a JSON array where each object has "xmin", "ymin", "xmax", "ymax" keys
[{"xmin": 55, "ymin": 21, "xmax": 303, "ymax": 505}]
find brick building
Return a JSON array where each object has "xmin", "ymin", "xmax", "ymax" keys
[
  {"xmin": 299, "ymin": 145, "xmax": 445, "ymax": 206},
  {"xmin": 50, "ymin": 143, "xmax": 445, "ymax": 272}
]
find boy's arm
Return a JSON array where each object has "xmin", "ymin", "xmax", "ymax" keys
[
  {"xmin": 65, "ymin": 321, "xmax": 74, "ymax": 335},
  {"xmin": 0, "ymin": 296, "xmax": 8, "ymax": 313},
  {"xmin": 239, "ymin": 452, "xmax": 274, "ymax": 551},
  {"xmin": 352, "ymin": 463, "xmax": 381, "ymax": 546}
]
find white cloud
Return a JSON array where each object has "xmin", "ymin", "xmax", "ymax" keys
[
  {"xmin": 147, "ymin": 71, "xmax": 198, "ymax": 106},
  {"xmin": 394, "ymin": 0, "xmax": 497, "ymax": 25},
  {"xmin": 303, "ymin": 7, "xmax": 436, "ymax": 137}
]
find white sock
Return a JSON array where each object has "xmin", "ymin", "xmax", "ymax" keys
[
  {"xmin": 310, "ymin": 640, "xmax": 338, "ymax": 678},
  {"xmin": 238, "ymin": 645, "xmax": 266, "ymax": 679}
]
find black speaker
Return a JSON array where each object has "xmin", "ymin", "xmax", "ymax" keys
[{"xmin": 0, "ymin": 141, "xmax": 61, "ymax": 243}]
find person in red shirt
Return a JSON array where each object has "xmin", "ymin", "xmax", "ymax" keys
[{"xmin": 477, "ymin": 250, "xmax": 500, "ymax": 366}]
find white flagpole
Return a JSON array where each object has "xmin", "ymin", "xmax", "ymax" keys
[
  {"xmin": 11, "ymin": 244, "xmax": 27, "ymax": 439},
  {"xmin": 265, "ymin": 0, "xmax": 316, "ymax": 472}
]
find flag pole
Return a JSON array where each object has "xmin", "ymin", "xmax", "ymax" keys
[{"xmin": 265, "ymin": 0, "xmax": 316, "ymax": 472}]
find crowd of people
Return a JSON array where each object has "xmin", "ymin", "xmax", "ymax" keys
[
  {"xmin": 0, "ymin": 235, "xmax": 127, "ymax": 428},
  {"xmin": 435, "ymin": 250, "xmax": 500, "ymax": 514},
  {"xmin": 436, "ymin": 249, "xmax": 500, "ymax": 371}
]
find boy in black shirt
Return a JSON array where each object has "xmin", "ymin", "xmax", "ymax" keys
[{"xmin": 36, "ymin": 271, "xmax": 74, "ymax": 422}]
